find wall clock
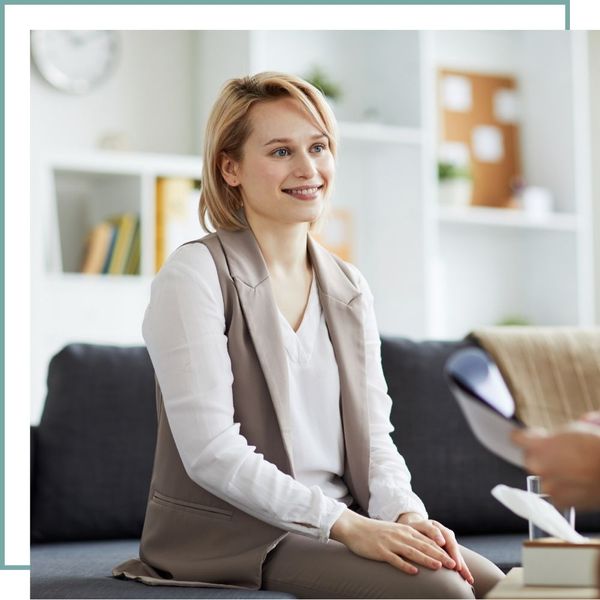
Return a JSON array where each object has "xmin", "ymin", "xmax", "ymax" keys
[{"xmin": 31, "ymin": 30, "xmax": 120, "ymax": 94}]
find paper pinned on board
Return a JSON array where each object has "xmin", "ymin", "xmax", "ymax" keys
[
  {"xmin": 494, "ymin": 88, "xmax": 519, "ymax": 123},
  {"xmin": 439, "ymin": 141, "xmax": 470, "ymax": 167},
  {"xmin": 442, "ymin": 75, "xmax": 472, "ymax": 112},
  {"xmin": 472, "ymin": 125, "xmax": 504, "ymax": 163},
  {"xmin": 492, "ymin": 485, "xmax": 589, "ymax": 544}
]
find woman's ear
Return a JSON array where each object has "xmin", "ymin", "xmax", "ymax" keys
[{"xmin": 219, "ymin": 153, "xmax": 240, "ymax": 187}]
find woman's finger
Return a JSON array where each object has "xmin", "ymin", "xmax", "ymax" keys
[
  {"xmin": 431, "ymin": 523, "xmax": 468, "ymax": 573},
  {"xmin": 413, "ymin": 520, "xmax": 446, "ymax": 545},
  {"xmin": 427, "ymin": 522, "xmax": 474, "ymax": 585},
  {"xmin": 383, "ymin": 551, "xmax": 418, "ymax": 575},
  {"xmin": 407, "ymin": 525, "xmax": 445, "ymax": 549},
  {"xmin": 395, "ymin": 544, "xmax": 443, "ymax": 571},
  {"xmin": 451, "ymin": 545, "xmax": 474, "ymax": 585},
  {"xmin": 450, "ymin": 547, "xmax": 472, "ymax": 584},
  {"xmin": 409, "ymin": 538, "xmax": 456, "ymax": 569},
  {"xmin": 458, "ymin": 562, "xmax": 474, "ymax": 585},
  {"xmin": 441, "ymin": 529, "xmax": 462, "ymax": 567}
]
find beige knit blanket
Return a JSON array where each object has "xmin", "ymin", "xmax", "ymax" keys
[{"xmin": 470, "ymin": 327, "xmax": 600, "ymax": 430}]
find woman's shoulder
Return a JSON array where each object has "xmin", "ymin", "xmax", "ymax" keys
[
  {"xmin": 154, "ymin": 239, "xmax": 220, "ymax": 290},
  {"xmin": 343, "ymin": 261, "xmax": 372, "ymax": 299},
  {"xmin": 317, "ymin": 245, "xmax": 371, "ymax": 298},
  {"xmin": 143, "ymin": 238, "xmax": 226, "ymax": 337},
  {"xmin": 338, "ymin": 259, "xmax": 363, "ymax": 285}
]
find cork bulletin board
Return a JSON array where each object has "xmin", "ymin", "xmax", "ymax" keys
[{"xmin": 438, "ymin": 69, "xmax": 522, "ymax": 208}]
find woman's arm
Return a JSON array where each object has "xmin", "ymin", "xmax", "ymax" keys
[
  {"xmin": 143, "ymin": 243, "xmax": 346, "ymax": 542},
  {"xmin": 353, "ymin": 267, "xmax": 427, "ymax": 521},
  {"xmin": 345, "ymin": 265, "xmax": 473, "ymax": 583}
]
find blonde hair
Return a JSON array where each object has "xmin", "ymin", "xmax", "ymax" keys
[{"xmin": 199, "ymin": 71, "xmax": 338, "ymax": 232}]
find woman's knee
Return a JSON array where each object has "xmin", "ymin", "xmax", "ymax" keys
[{"xmin": 412, "ymin": 567, "xmax": 475, "ymax": 599}]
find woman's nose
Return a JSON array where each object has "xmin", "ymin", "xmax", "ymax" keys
[{"xmin": 293, "ymin": 151, "xmax": 318, "ymax": 178}]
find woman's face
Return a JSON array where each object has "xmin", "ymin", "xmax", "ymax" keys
[{"xmin": 222, "ymin": 96, "xmax": 335, "ymax": 229}]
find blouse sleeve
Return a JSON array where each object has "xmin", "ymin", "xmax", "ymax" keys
[
  {"xmin": 142, "ymin": 243, "xmax": 347, "ymax": 542},
  {"xmin": 349, "ymin": 265, "xmax": 429, "ymax": 522}
]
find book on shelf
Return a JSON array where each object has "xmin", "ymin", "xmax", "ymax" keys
[
  {"xmin": 80, "ymin": 213, "xmax": 140, "ymax": 275},
  {"xmin": 155, "ymin": 177, "xmax": 203, "ymax": 272},
  {"xmin": 100, "ymin": 224, "xmax": 118, "ymax": 274},
  {"xmin": 80, "ymin": 221, "xmax": 114, "ymax": 274},
  {"xmin": 124, "ymin": 217, "xmax": 141, "ymax": 275},
  {"xmin": 106, "ymin": 213, "xmax": 138, "ymax": 275}
]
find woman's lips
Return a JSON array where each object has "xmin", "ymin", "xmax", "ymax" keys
[{"xmin": 282, "ymin": 185, "xmax": 324, "ymax": 200}]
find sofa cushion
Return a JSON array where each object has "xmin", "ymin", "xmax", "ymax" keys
[
  {"xmin": 460, "ymin": 533, "xmax": 523, "ymax": 573},
  {"xmin": 31, "ymin": 345, "xmax": 158, "ymax": 542},
  {"xmin": 32, "ymin": 339, "xmax": 600, "ymax": 544},
  {"xmin": 31, "ymin": 540, "xmax": 295, "ymax": 599},
  {"xmin": 381, "ymin": 337, "xmax": 528, "ymax": 535}
]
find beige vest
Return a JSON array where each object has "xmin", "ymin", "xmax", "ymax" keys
[{"xmin": 113, "ymin": 227, "xmax": 371, "ymax": 589}]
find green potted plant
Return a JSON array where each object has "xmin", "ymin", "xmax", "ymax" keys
[
  {"xmin": 497, "ymin": 315, "xmax": 531, "ymax": 327},
  {"xmin": 304, "ymin": 66, "xmax": 343, "ymax": 112},
  {"xmin": 438, "ymin": 161, "xmax": 473, "ymax": 207}
]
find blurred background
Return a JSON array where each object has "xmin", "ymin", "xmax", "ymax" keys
[{"xmin": 30, "ymin": 30, "xmax": 600, "ymax": 423}]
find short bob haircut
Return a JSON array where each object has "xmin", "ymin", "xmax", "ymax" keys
[{"xmin": 199, "ymin": 71, "xmax": 338, "ymax": 232}]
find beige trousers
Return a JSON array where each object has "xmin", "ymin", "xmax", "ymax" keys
[{"xmin": 262, "ymin": 533, "xmax": 505, "ymax": 599}]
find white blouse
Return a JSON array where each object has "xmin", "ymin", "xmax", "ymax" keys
[
  {"xmin": 278, "ymin": 275, "xmax": 351, "ymax": 503},
  {"xmin": 142, "ymin": 242, "xmax": 428, "ymax": 543}
]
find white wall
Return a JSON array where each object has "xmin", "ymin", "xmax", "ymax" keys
[
  {"xmin": 194, "ymin": 31, "xmax": 254, "ymax": 152},
  {"xmin": 433, "ymin": 30, "xmax": 521, "ymax": 73},
  {"xmin": 31, "ymin": 31, "xmax": 197, "ymax": 155},
  {"xmin": 591, "ymin": 32, "xmax": 600, "ymax": 324},
  {"xmin": 30, "ymin": 31, "xmax": 198, "ymax": 423}
]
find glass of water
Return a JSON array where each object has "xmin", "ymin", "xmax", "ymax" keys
[{"xmin": 526, "ymin": 475, "xmax": 576, "ymax": 540}]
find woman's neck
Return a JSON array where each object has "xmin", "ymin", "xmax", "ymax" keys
[{"xmin": 244, "ymin": 212, "xmax": 311, "ymax": 278}]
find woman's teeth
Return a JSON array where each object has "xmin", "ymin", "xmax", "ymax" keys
[{"xmin": 284, "ymin": 186, "xmax": 321, "ymax": 196}]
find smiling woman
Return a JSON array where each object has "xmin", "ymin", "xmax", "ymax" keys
[
  {"xmin": 112, "ymin": 71, "xmax": 504, "ymax": 598},
  {"xmin": 199, "ymin": 72, "xmax": 338, "ymax": 236},
  {"xmin": 218, "ymin": 96, "xmax": 334, "ymax": 234}
]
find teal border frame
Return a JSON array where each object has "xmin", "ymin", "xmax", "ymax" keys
[
  {"xmin": 0, "ymin": 2, "xmax": 3, "ymax": 568},
  {"xmin": 0, "ymin": 0, "xmax": 569, "ymax": 574},
  {"xmin": 1, "ymin": 1, "xmax": 31, "ymax": 572}
]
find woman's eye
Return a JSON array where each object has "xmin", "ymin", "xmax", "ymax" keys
[
  {"xmin": 313, "ymin": 144, "xmax": 326, "ymax": 153},
  {"xmin": 273, "ymin": 148, "xmax": 289, "ymax": 157}
]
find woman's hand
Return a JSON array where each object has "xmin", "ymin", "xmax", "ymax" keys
[
  {"xmin": 330, "ymin": 509, "xmax": 458, "ymax": 576},
  {"xmin": 396, "ymin": 512, "xmax": 474, "ymax": 585}
]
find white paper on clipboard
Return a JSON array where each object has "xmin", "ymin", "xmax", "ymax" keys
[{"xmin": 445, "ymin": 348, "xmax": 525, "ymax": 468}]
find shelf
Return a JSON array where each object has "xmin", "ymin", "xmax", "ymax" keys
[
  {"xmin": 339, "ymin": 121, "xmax": 422, "ymax": 145},
  {"xmin": 49, "ymin": 150, "xmax": 203, "ymax": 178},
  {"xmin": 437, "ymin": 206, "xmax": 579, "ymax": 232},
  {"xmin": 46, "ymin": 272, "xmax": 153, "ymax": 284}
]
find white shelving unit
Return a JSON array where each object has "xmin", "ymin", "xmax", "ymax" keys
[
  {"xmin": 437, "ymin": 206, "xmax": 579, "ymax": 231},
  {"xmin": 46, "ymin": 151, "xmax": 203, "ymax": 275},
  {"xmin": 429, "ymin": 31, "xmax": 594, "ymax": 338},
  {"xmin": 33, "ymin": 151, "xmax": 204, "ymax": 422},
  {"xmin": 34, "ymin": 30, "xmax": 597, "ymax": 421},
  {"xmin": 195, "ymin": 30, "xmax": 595, "ymax": 338}
]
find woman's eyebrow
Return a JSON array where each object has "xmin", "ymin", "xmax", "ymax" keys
[{"xmin": 263, "ymin": 133, "xmax": 328, "ymax": 147}]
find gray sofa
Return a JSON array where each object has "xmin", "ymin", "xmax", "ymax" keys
[{"xmin": 31, "ymin": 338, "xmax": 600, "ymax": 598}]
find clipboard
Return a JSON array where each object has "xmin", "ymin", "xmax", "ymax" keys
[{"xmin": 445, "ymin": 347, "xmax": 525, "ymax": 468}]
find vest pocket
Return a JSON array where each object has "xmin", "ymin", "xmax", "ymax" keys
[{"xmin": 151, "ymin": 490, "xmax": 233, "ymax": 520}]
